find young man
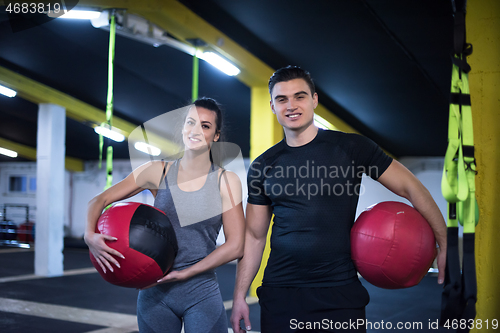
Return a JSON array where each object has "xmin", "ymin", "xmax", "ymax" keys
[{"xmin": 230, "ymin": 66, "xmax": 447, "ymax": 333}]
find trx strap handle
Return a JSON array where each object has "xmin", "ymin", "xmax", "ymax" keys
[
  {"xmin": 440, "ymin": 1, "xmax": 478, "ymax": 330},
  {"xmin": 441, "ymin": 227, "xmax": 464, "ymax": 320}
]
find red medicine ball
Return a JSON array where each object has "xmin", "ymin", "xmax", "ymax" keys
[
  {"xmin": 90, "ymin": 202, "xmax": 178, "ymax": 288},
  {"xmin": 351, "ymin": 201, "xmax": 437, "ymax": 289}
]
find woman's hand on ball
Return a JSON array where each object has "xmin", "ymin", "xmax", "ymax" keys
[
  {"xmin": 139, "ymin": 270, "xmax": 189, "ymax": 290},
  {"xmin": 85, "ymin": 232, "xmax": 124, "ymax": 274},
  {"xmin": 157, "ymin": 270, "xmax": 189, "ymax": 283}
]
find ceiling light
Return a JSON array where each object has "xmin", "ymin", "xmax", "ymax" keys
[
  {"xmin": 49, "ymin": 10, "xmax": 101, "ymax": 20},
  {"xmin": 94, "ymin": 126, "xmax": 125, "ymax": 142},
  {"xmin": 0, "ymin": 84, "xmax": 17, "ymax": 98},
  {"xmin": 0, "ymin": 147, "xmax": 18, "ymax": 158},
  {"xmin": 197, "ymin": 51, "xmax": 240, "ymax": 76},
  {"xmin": 134, "ymin": 142, "xmax": 161, "ymax": 156}
]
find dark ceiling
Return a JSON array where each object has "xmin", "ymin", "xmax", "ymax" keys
[{"xmin": 0, "ymin": 0, "xmax": 454, "ymax": 165}]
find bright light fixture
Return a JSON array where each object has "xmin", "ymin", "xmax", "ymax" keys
[
  {"xmin": 0, "ymin": 147, "xmax": 18, "ymax": 158},
  {"xmin": 0, "ymin": 84, "xmax": 17, "ymax": 98},
  {"xmin": 314, "ymin": 114, "xmax": 336, "ymax": 130},
  {"xmin": 94, "ymin": 126, "xmax": 125, "ymax": 142},
  {"xmin": 197, "ymin": 51, "xmax": 240, "ymax": 76},
  {"xmin": 134, "ymin": 142, "xmax": 161, "ymax": 156},
  {"xmin": 49, "ymin": 10, "xmax": 101, "ymax": 20}
]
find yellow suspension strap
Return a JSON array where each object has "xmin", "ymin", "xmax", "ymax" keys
[
  {"xmin": 440, "ymin": 0, "xmax": 478, "ymax": 330},
  {"xmin": 98, "ymin": 11, "xmax": 116, "ymax": 192}
]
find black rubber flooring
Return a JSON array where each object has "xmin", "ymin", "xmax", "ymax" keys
[{"xmin": 0, "ymin": 245, "xmax": 450, "ymax": 332}]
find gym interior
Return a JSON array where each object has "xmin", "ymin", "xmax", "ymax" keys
[{"xmin": 0, "ymin": 1, "xmax": 499, "ymax": 332}]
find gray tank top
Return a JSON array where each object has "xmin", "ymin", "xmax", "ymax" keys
[{"xmin": 154, "ymin": 159, "xmax": 223, "ymax": 270}]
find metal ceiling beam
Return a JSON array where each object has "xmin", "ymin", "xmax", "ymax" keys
[
  {"xmin": 0, "ymin": 137, "xmax": 84, "ymax": 172},
  {"xmin": 75, "ymin": 0, "xmax": 361, "ymax": 135},
  {"xmin": 0, "ymin": 66, "xmax": 134, "ymax": 134},
  {"xmin": 77, "ymin": 0, "xmax": 274, "ymax": 87},
  {"xmin": 12, "ymin": 1, "xmax": 383, "ymax": 155},
  {"xmin": 0, "ymin": 66, "xmax": 179, "ymax": 156}
]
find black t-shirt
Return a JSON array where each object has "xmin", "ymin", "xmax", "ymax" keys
[{"xmin": 247, "ymin": 129, "xmax": 393, "ymax": 287}]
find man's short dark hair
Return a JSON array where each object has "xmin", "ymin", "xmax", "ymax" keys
[{"xmin": 268, "ymin": 65, "xmax": 315, "ymax": 97}]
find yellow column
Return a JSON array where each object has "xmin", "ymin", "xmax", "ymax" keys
[
  {"xmin": 249, "ymin": 86, "xmax": 282, "ymax": 297},
  {"xmin": 467, "ymin": 1, "xmax": 500, "ymax": 329},
  {"xmin": 250, "ymin": 86, "xmax": 283, "ymax": 159}
]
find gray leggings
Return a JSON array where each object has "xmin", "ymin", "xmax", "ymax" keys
[{"xmin": 137, "ymin": 271, "xmax": 227, "ymax": 333}]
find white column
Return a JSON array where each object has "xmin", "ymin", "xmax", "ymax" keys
[{"xmin": 35, "ymin": 103, "xmax": 66, "ymax": 276}]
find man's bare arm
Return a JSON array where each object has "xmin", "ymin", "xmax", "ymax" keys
[
  {"xmin": 230, "ymin": 203, "xmax": 272, "ymax": 332},
  {"xmin": 377, "ymin": 160, "xmax": 447, "ymax": 284}
]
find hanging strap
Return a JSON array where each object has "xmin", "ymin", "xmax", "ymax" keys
[
  {"xmin": 192, "ymin": 48, "xmax": 199, "ymax": 102},
  {"xmin": 99, "ymin": 12, "xmax": 116, "ymax": 192},
  {"xmin": 440, "ymin": 1, "xmax": 478, "ymax": 330},
  {"xmin": 441, "ymin": 56, "xmax": 470, "ymax": 206}
]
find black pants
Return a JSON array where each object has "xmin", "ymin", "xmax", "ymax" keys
[{"xmin": 257, "ymin": 281, "xmax": 369, "ymax": 333}]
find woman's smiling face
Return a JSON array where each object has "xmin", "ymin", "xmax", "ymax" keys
[{"xmin": 182, "ymin": 106, "xmax": 220, "ymax": 151}]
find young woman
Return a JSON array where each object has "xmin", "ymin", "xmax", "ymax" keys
[{"xmin": 85, "ymin": 97, "xmax": 245, "ymax": 332}]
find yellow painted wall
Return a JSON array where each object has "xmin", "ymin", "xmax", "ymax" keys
[{"xmin": 467, "ymin": 0, "xmax": 500, "ymax": 329}]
